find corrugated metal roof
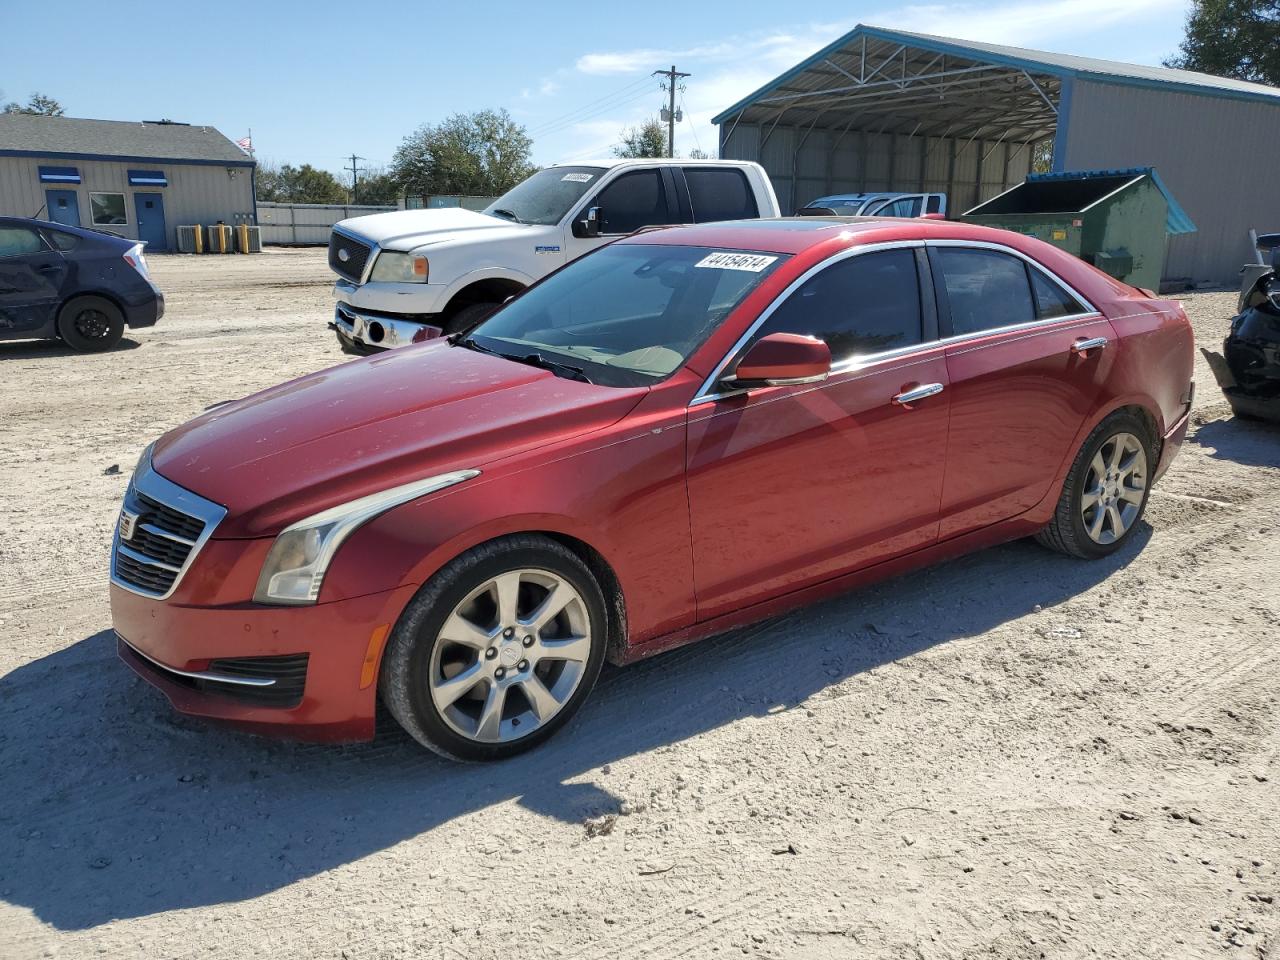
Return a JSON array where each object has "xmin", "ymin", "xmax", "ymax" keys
[
  {"xmin": 1027, "ymin": 167, "xmax": 1198, "ymax": 235},
  {"xmin": 0, "ymin": 114, "xmax": 251, "ymax": 164},
  {"xmin": 713, "ymin": 24, "xmax": 1280, "ymax": 125}
]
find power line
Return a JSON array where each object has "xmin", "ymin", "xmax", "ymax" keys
[
  {"xmin": 525, "ymin": 75, "xmax": 655, "ymax": 136},
  {"xmin": 529, "ymin": 84, "xmax": 660, "ymax": 139}
]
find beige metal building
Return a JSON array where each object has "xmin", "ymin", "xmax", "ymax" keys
[
  {"xmin": 715, "ymin": 26, "xmax": 1280, "ymax": 283},
  {"xmin": 0, "ymin": 115, "xmax": 255, "ymax": 251}
]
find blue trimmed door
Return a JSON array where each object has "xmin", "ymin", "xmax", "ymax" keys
[
  {"xmin": 45, "ymin": 190, "xmax": 80, "ymax": 227},
  {"xmin": 134, "ymin": 193, "xmax": 168, "ymax": 250}
]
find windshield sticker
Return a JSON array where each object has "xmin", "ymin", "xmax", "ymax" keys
[
  {"xmin": 695, "ymin": 252, "xmax": 778, "ymax": 272},
  {"xmin": 561, "ymin": 172, "xmax": 594, "ymax": 183}
]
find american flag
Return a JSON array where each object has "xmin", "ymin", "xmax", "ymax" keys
[{"xmin": 236, "ymin": 135, "xmax": 253, "ymax": 154}]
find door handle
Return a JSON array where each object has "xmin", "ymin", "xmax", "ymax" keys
[
  {"xmin": 892, "ymin": 382, "xmax": 944, "ymax": 406},
  {"xmin": 1071, "ymin": 336, "xmax": 1108, "ymax": 356}
]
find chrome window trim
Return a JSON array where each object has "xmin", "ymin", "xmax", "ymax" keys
[
  {"xmin": 110, "ymin": 452, "xmax": 227, "ymax": 601},
  {"xmin": 118, "ymin": 634, "xmax": 276, "ymax": 688},
  {"xmin": 690, "ymin": 237, "xmax": 1102, "ymax": 407}
]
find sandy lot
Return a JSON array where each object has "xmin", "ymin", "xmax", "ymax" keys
[{"xmin": 0, "ymin": 249, "xmax": 1276, "ymax": 960}]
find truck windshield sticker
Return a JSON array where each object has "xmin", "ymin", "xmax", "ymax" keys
[
  {"xmin": 695, "ymin": 252, "xmax": 778, "ymax": 272},
  {"xmin": 561, "ymin": 173, "xmax": 594, "ymax": 183}
]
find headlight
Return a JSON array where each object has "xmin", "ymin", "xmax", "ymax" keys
[
  {"xmin": 128, "ymin": 441, "xmax": 156, "ymax": 493},
  {"xmin": 253, "ymin": 469, "xmax": 479, "ymax": 605},
  {"xmin": 369, "ymin": 251, "xmax": 428, "ymax": 283}
]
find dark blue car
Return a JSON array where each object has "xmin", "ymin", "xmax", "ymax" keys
[{"xmin": 0, "ymin": 216, "xmax": 164, "ymax": 352}]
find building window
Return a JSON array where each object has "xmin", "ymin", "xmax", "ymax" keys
[{"xmin": 89, "ymin": 192, "xmax": 128, "ymax": 226}]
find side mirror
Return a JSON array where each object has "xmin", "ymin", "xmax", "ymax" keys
[
  {"xmin": 725, "ymin": 333, "xmax": 831, "ymax": 388},
  {"xmin": 574, "ymin": 205, "xmax": 602, "ymax": 239}
]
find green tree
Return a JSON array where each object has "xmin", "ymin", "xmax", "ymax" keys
[
  {"xmin": 614, "ymin": 119, "xmax": 668, "ymax": 159},
  {"xmin": 256, "ymin": 162, "xmax": 347, "ymax": 204},
  {"xmin": 1165, "ymin": 0, "xmax": 1280, "ymax": 85},
  {"xmin": 392, "ymin": 109, "xmax": 535, "ymax": 197},
  {"xmin": 2, "ymin": 92, "xmax": 65, "ymax": 116},
  {"xmin": 349, "ymin": 165, "xmax": 401, "ymax": 206}
]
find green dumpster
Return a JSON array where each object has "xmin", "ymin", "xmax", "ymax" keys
[{"xmin": 960, "ymin": 168, "xmax": 1196, "ymax": 292}]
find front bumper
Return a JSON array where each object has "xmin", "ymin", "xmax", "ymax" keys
[
  {"xmin": 111, "ymin": 578, "xmax": 418, "ymax": 742},
  {"xmin": 331, "ymin": 302, "xmax": 443, "ymax": 351}
]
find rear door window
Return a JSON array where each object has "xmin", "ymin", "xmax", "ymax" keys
[
  {"xmin": 0, "ymin": 226, "xmax": 44, "ymax": 258},
  {"xmin": 751, "ymin": 248, "xmax": 923, "ymax": 362},
  {"xmin": 1030, "ymin": 268, "xmax": 1086, "ymax": 319},
  {"xmin": 934, "ymin": 247, "xmax": 1036, "ymax": 336},
  {"xmin": 594, "ymin": 170, "xmax": 672, "ymax": 235},
  {"xmin": 684, "ymin": 168, "xmax": 759, "ymax": 223}
]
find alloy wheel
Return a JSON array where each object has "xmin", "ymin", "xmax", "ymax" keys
[
  {"xmin": 74, "ymin": 308, "xmax": 112, "ymax": 340},
  {"xmin": 428, "ymin": 568, "xmax": 592, "ymax": 743},
  {"xmin": 1081, "ymin": 432, "xmax": 1148, "ymax": 545}
]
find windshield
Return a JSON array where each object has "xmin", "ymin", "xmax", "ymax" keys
[
  {"xmin": 482, "ymin": 165, "xmax": 605, "ymax": 226},
  {"xmin": 463, "ymin": 244, "xmax": 787, "ymax": 388}
]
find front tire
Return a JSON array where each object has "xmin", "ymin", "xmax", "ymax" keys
[
  {"xmin": 380, "ymin": 535, "xmax": 608, "ymax": 761},
  {"xmin": 442, "ymin": 302, "xmax": 500, "ymax": 337},
  {"xmin": 57, "ymin": 296, "xmax": 124, "ymax": 352},
  {"xmin": 1036, "ymin": 412, "xmax": 1154, "ymax": 559}
]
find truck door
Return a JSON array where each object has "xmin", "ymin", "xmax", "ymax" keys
[{"xmin": 563, "ymin": 167, "xmax": 679, "ymax": 263}]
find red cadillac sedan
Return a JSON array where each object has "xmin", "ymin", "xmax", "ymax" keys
[{"xmin": 111, "ymin": 217, "xmax": 1193, "ymax": 760}]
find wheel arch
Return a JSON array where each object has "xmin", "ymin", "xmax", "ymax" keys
[
  {"xmin": 57, "ymin": 288, "xmax": 127, "ymax": 324},
  {"xmin": 439, "ymin": 271, "xmax": 529, "ymax": 321}
]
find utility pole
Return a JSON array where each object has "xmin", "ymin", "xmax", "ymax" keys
[
  {"xmin": 653, "ymin": 65, "xmax": 691, "ymax": 158},
  {"xmin": 347, "ymin": 153, "xmax": 366, "ymax": 204}
]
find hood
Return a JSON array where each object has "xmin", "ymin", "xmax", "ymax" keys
[
  {"xmin": 336, "ymin": 208, "xmax": 531, "ymax": 251},
  {"xmin": 153, "ymin": 341, "xmax": 646, "ymax": 538}
]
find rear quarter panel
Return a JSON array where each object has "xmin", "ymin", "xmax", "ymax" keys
[{"xmin": 1094, "ymin": 295, "xmax": 1194, "ymax": 438}]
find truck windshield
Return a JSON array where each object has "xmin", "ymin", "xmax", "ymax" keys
[
  {"xmin": 483, "ymin": 166, "xmax": 605, "ymax": 226},
  {"xmin": 461, "ymin": 243, "xmax": 787, "ymax": 388}
]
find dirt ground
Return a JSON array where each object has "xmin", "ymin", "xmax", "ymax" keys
[{"xmin": 0, "ymin": 249, "xmax": 1276, "ymax": 960}]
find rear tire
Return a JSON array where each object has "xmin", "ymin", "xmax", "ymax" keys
[
  {"xmin": 442, "ymin": 302, "xmax": 500, "ymax": 337},
  {"xmin": 1035, "ymin": 411, "xmax": 1155, "ymax": 560},
  {"xmin": 380, "ymin": 534, "xmax": 608, "ymax": 761},
  {"xmin": 57, "ymin": 296, "xmax": 124, "ymax": 352}
]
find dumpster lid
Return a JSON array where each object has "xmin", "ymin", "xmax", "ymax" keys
[{"xmin": 1027, "ymin": 167, "xmax": 1197, "ymax": 235}]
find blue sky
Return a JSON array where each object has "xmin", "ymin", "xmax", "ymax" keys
[{"xmin": 5, "ymin": 0, "xmax": 1192, "ymax": 180}]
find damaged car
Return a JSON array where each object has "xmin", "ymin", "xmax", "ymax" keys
[{"xmin": 1203, "ymin": 233, "xmax": 1280, "ymax": 421}]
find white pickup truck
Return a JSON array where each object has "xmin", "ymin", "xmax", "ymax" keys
[{"xmin": 327, "ymin": 158, "xmax": 780, "ymax": 352}]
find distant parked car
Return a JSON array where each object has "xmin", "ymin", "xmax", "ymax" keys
[
  {"xmin": 801, "ymin": 192, "xmax": 947, "ymax": 218},
  {"xmin": 113, "ymin": 217, "xmax": 1192, "ymax": 760},
  {"xmin": 0, "ymin": 216, "xmax": 163, "ymax": 352}
]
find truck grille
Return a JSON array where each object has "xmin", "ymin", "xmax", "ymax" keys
[
  {"xmin": 329, "ymin": 230, "xmax": 372, "ymax": 283},
  {"xmin": 111, "ymin": 459, "xmax": 226, "ymax": 600}
]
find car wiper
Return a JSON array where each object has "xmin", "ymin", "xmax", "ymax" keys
[
  {"xmin": 488, "ymin": 208, "xmax": 524, "ymax": 223},
  {"xmin": 451, "ymin": 334, "xmax": 499, "ymax": 354},
  {"xmin": 512, "ymin": 352, "xmax": 593, "ymax": 384}
]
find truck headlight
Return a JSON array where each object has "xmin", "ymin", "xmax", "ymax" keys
[
  {"xmin": 253, "ymin": 469, "xmax": 479, "ymax": 605},
  {"xmin": 369, "ymin": 251, "xmax": 429, "ymax": 283}
]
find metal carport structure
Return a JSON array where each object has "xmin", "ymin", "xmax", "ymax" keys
[{"xmin": 714, "ymin": 25, "xmax": 1280, "ymax": 283}]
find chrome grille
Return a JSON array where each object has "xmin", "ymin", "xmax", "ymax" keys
[
  {"xmin": 111, "ymin": 454, "xmax": 226, "ymax": 600},
  {"xmin": 328, "ymin": 230, "xmax": 372, "ymax": 283}
]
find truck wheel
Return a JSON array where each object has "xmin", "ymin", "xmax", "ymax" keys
[
  {"xmin": 1035, "ymin": 411, "xmax": 1155, "ymax": 560},
  {"xmin": 380, "ymin": 534, "xmax": 608, "ymax": 761},
  {"xmin": 442, "ymin": 302, "xmax": 500, "ymax": 336},
  {"xmin": 57, "ymin": 296, "xmax": 125, "ymax": 352}
]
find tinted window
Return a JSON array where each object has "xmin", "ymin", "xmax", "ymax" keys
[
  {"xmin": 874, "ymin": 197, "xmax": 922, "ymax": 218},
  {"xmin": 753, "ymin": 249, "xmax": 923, "ymax": 361},
  {"xmin": 1030, "ymin": 268, "xmax": 1085, "ymax": 319},
  {"xmin": 935, "ymin": 248, "xmax": 1035, "ymax": 336},
  {"xmin": 0, "ymin": 226, "xmax": 43, "ymax": 258},
  {"xmin": 685, "ymin": 168, "xmax": 758, "ymax": 223},
  {"xmin": 926, "ymin": 194, "xmax": 943, "ymax": 214},
  {"xmin": 471, "ymin": 244, "xmax": 784, "ymax": 386},
  {"xmin": 595, "ymin": 170, "xmax": 669, "ymax": 234},
  {"xmin": 46, "ymin": 229, "xmax": 80, "ymax": 251}
]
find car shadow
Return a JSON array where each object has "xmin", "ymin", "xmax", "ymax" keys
[
  {"xmin": 1190, "ymin": 415, "xmax": 1280, "ymax": 467},
  {"xmin": 0, "ymin": 337, "xmax": 142, "ymax": 359},
  {"xmin": 0, "ymin": 529, "xmax": 1149, "ymax": 930}
]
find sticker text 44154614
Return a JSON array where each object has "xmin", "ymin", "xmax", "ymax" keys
[{"xmin": 695, "ymin": 252, "xmax": 778, "ymax": 272}]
